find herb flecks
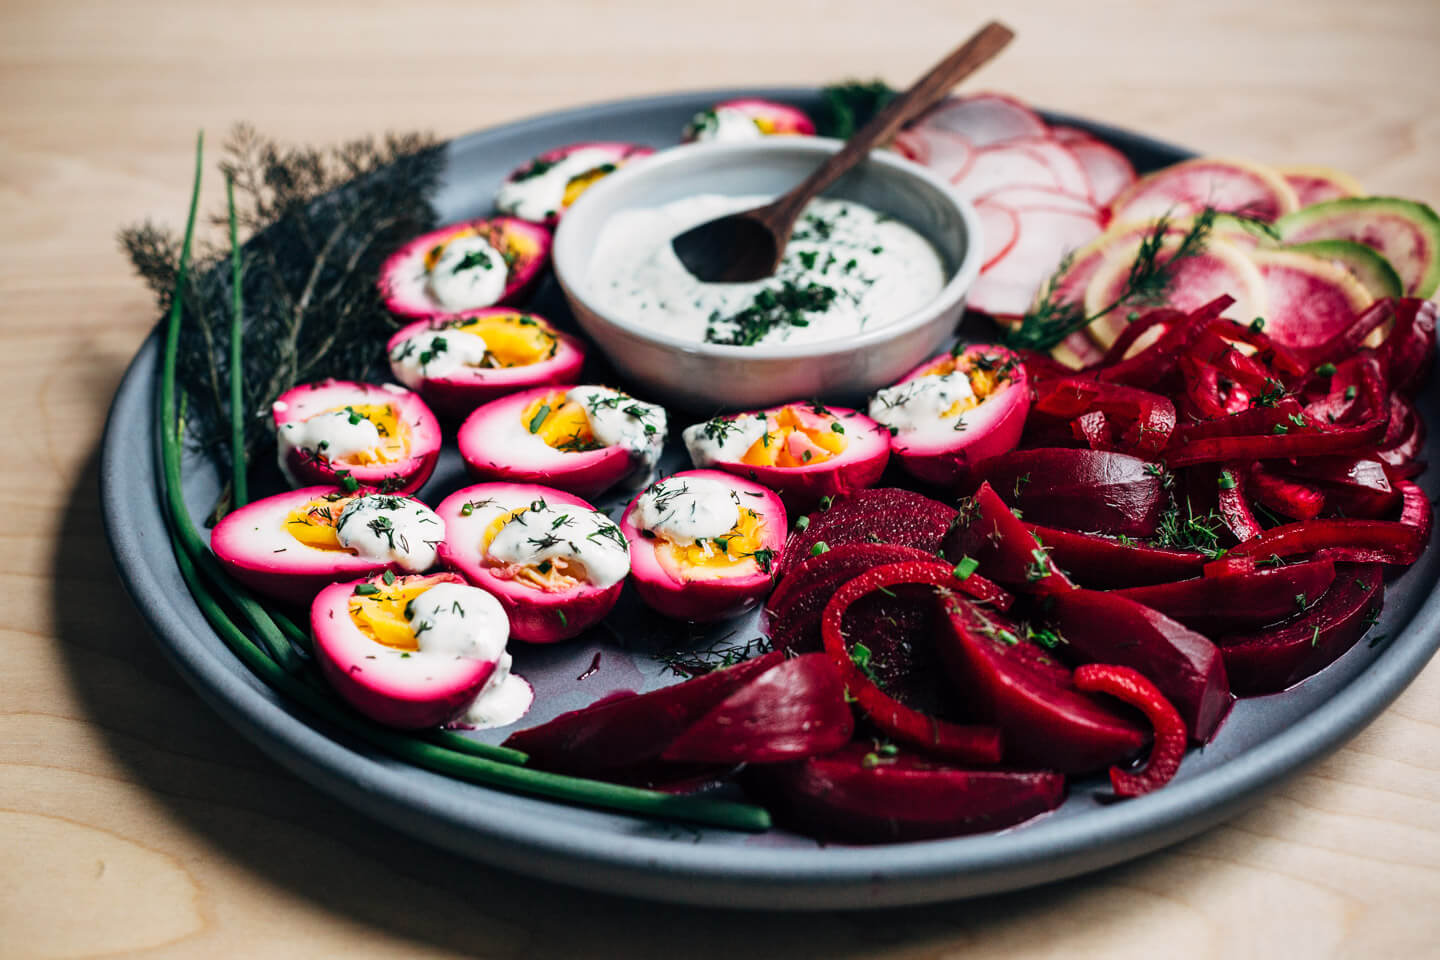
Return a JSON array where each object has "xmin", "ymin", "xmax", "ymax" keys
[{"xmin": 705, "ymin": 279, "xmax": 839, "ymax": 346}]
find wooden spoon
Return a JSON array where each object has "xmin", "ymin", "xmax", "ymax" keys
[{"xmin": 671, "ymin": 21, "xmax": 1015, "ymax": 284}]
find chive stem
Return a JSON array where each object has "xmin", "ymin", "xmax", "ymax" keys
[{"xmin": 226, "ymin": 172, "xmax": 248, "ymax": 509}]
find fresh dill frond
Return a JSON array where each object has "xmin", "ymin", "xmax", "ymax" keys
[{"xmin": 813, "ymin": 80, "xmax": 898, "ymax": 139}]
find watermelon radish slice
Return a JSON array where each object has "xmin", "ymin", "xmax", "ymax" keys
[
  {"xmin": 911, "ymin": 92, "xmax": 1048, "ymax": 147},
  {"xmin": 1066, "ymin": 139, "xmax": 1136, "ymax": 207},
  {"xmin": 1082, "ymin": 237, "xmax": 1267, "ymax": 348},
  {"xmin": 1107, "ymin": 157, "xmax": 1299, "ymax": 224},
  {"xmin": 1282, "ymin": 240, "xmax": 1404, "ymax": 299},
  {"xmin": 976, "ymin": 201, "xmax": 1020, "ymax": 271},
  {"xmin": 891, "ymin": 125, "xmax": 973, "ymax": 182},
  {"xmin": 751, "ymin": 744, "xmax": 1066, "ymax": 844},
  {"xmin": 955, "ymin": 144, "xmax": 1077, "ymax": 200},
  {"xmin": 1274, "ymin": 197, "xmax": 1440, "ymax": 298},
  {"xmin": 968, "ymin": 207, "xmax": 1103, "ymax": 318},
  {"xmin": 976, "ymin": 185, "xmax": 1099, "ymax": 217},
  {"xmin": 1246, "ymin": 248, "xmax": 1375, "ymax": 350},
  {"xmin": 1034, "ymin": 220, "xmax": 1186, "ymax": 320},
  {"xmin": 1278, "ymin": 165, "xmax": 1364, "ymax": 206}
]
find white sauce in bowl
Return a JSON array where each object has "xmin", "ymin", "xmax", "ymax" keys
[{"xmin": 586, "ymin": 195, "xmax": 947, "ymax": 346}]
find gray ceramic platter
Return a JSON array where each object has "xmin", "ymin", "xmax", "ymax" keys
[{"xmin": 101, "ymin": 87, "xmax": 1440, "ymax": 910}]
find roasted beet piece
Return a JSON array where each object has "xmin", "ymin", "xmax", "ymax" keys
[
  {"xmin": 1022, "ymin": 523, "xmax": 1207, "ymax": 588},
  {"xmin": 973, "ymin": 448, "xmax": 1166, "ymax": 538},
  {"xmin": 1112, "ymin": 560, "xmax": 1336, "ymax": 634},
  {"xmin": 778, "ymin": 488, "xmax": 957, "ymax": 576}
]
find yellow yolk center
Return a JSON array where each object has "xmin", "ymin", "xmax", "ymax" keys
[
  {"xmin": 519, "ymin": 391, "xmax": 603, "ymax": 453},
  {"xmin": 917, "ymin": 355, "xmax": 1009, "ymax": 417},
  {"xmin": 451, "ymin": 312, "xmax": 557, "ymax": 367},
  {"xmin": 284, "ymin": 494, "xmax": 359, "ymax": 550},
  {"xmin": 560, "ymin": 166, "xmax": 614, "ymax": 208},
  {"xmin": 347, "ymin": 575, "xmax": 453, "ymax": 650},
  {"xmin": 654, "ymin": 506, "xmax": 769, "ymax": 579},
  {"xmin": 739, "ymin": 405, "xmax": 848, "ymax": 468},
  {"xmin": 480, "ymin": 508, "xmax": 586, "ymax": 591},
  {"xmin": 325, "ymin": 403, "xmax": 409, "ymax": 465}
]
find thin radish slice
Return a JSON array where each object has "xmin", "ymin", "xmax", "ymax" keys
[
  {"xmin": 914, "ymin": 92, "xmax": 1049, "ymax": 147},
  {"xmin": 1040, "ymin": 220, "xmax": 1187, "ymax": 318},
  {"xmin": 1247, "ymin": 248, "xmax": 1375, "ymax": 350},
  {"xmin": 976, "ymin": 201, "xmax": 1021, "ymax": 271},
  {"xmin": 892, "ymin": 126, "xmax": 974, "ymax": 182},
  {"xmin": 1083, "ymin": 237, "xmax": 1267, "ymax": 348},
  {"xmin": 968, "ymin": 207, "xmax": 1103, "ymax": 318},
  {"xmin": 1013, "ymin": 138, "xmax": 1094, "ymax": 201},
  {"xmin": 1108, "ymin": 157, "xmax": 1300, "ymax": 224},
  {"xmin": 1049, "ymin": 125, "xmax": 1096, "ymax": 145},
  {"xmin": 977, "ymin": 185, "xmax": 1098, "ymax": 217},
  {"xmin": 955, "ymin": 145, "xmax": 1065, "ymax": 199},
  {"xmin": 1278, "ymin": 165, "xmax": 1364, "ymax": 206},
  {"xmin": 1067, "ymin": 139, "xmax": 1137, "ymax": 206}
]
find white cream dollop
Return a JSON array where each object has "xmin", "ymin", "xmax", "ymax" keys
[
  {"xmin": 277, "ymin": 409, "xmax": 382, "ymax": 485},
  {"xmin": 486, "ymin": 501, "xmax": 631, "ymax": 589},
  {"xmin": 869, "ymin": 371, "xmax": 976, "ymax": 442},
  {"xmin": 687, "ymin": 107, "xmax": 765, "ymax": 142},
  {"xmin": 568, "ymin": 385, "xmax": 667, "ymax": 477},
  {"xmin": 633, "ymin": 475, "xmax": 740, "ymax": 545},
  {"xmin": 495, "ymin": 146, "xmax": 623, "ymax": 222},
  {"xmin": 426, "ymin": 234, "xmax": 508, "ymax": 311},
  {"xmin": 389, "ymin": 328, "xmax": 494, "ymax": 390},
  {"xmin": 405, "ymin": 582, "xmax": 534, "ymax": 729},
  {"xmin": 682, "ymin": 413, "xmax": 771, "ymax": 467},
  {"xmin": 335, "ymin": 494, "xmax": 443, "ymax": 572}
]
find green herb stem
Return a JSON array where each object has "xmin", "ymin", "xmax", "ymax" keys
[{"xmin": 226, "ymin": 172, "xmax": 248, "ymax": 509}]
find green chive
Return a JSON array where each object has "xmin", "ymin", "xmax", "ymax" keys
[
  {"xmin": 528, "ymin": 403, "xmax": 551, "ymax": 434},
  {"xmin": 354, "ymin": 583, "xmax": 381, "ymax": 596},
  {"xmin": 810, "ymin": 542, "xmax": 830, "ymax": 556},
  {"xmin": 953, "ymin": 556, "xmax": 979, "ymax": 580},
  {"xmin": 226, "ymin": 172, "xmax": 247, "ymax": 510},
  {"xmin": 1218, "ymin": 470, "xmax": 1237, "ymax": 490},
  {"xmin": 795, "ymin": 515, "xmax": 810, "ymax": 532}
]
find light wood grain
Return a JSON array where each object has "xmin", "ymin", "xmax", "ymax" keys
[{"xmin": 3, "ymin": 0, "xmax": 1440, "ymax": 956}]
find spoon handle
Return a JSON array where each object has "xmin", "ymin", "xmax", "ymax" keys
[{"xmin": 767, "ymin": 21, "xmax": 1015, "ymax": 226}]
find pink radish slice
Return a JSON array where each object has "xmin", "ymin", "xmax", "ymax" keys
[
  {"xmin": 1011, "ymin": 137, "xmax": 1094, "ymax": 200},
  {"xmin": 977, "ymin": 185, "xmax": 1098, "ymax": 217},
  {"xmin": 955, "ymin": 145, "xmax": 1067, "ymax": 200},
  {"xmin": 892, "ymin": 126, "xmax": 973, "ymax": 182},
  {"xmin": 1067, "ymin": 139, "xmax": 1137, "ymax": 206},
  {"xmin": 976, "ymin": 201, "xmax": 1021, "ymax": 271},
  {"xmin": 968, "ymin": 207, "xmax": 1103, "ymax": 318},
  {"xmin": 1083, "ymin": 237, "xmax": 1267, "ymax": 348},
  {"xmin": 1247, "ymin": 249, "xmax": 1375, "ymax": 350},
  {"xmin": 1049, "ymin": 125, "xmax": 1096, "ymax": 145},
  {"xmin": 914, "ymin": 92, "xmax": 1048, "ymax": 147},
  {"xmin": 1279, "ymin": 165, "xmax": 1364, "ymax": 206},
  {"xmin": 1108, "ymin": 157, "xmax": 1300, "ymax": 224}
]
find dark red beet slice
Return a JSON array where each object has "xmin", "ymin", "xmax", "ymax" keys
[
  {"xmin": 821, "ymin": 561, "xmax": 1003, "ymax": 763},
  {"xmin": 1046, "ymin": 590, "xmax": 1233, "ymax": 742},
  {"xmin": 1247, "ymin": 465, "xmax": 1325, "ymax": 522},
  {"xmin": 1112, "ymin": 560, "xmax": 1336, "ymax": 634},
  {"xmin": 973, "ymin": 448, "xmax": 1166, "ymax": 538},
  {"xmin": 502, "ymin": 651, "xmax": 783, "ymax": 776},
  {"xmin": 778, "ymin": 488, "xmax": 956, "ymax": 577},
  {"xmin": 1073, "ymin": 665, "xmax": 1187, "ymax": 797},
  {"xmin": 750, "ymin": 743, "xmax": 1065, "ymax": 844},
  {"xmin": 941, "ymin": 482, "xmax": 1076, "ymax": 593},
  {"xmin": 1024, "ymin": 523, "xmax": 1207, "ymax": 588},
  {"xmin": 1279, "ymin": 456, "xmax": 1400, "ymax": 519},
  {"xmin": 660, "ymin": 654, "xmax": 853, "ymax": 765},
  {"xmin": 1215, "ymin": 563, "xmax": 1383, "ymax": 695},
  {"xmin": 935, "ymin": 591, "xmax": 1147, "ymax": 773}
]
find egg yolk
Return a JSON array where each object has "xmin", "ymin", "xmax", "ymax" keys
[
  {"xmin": 654, "ymin": 506, "xmax": 770, "ymax": 580},
  {"xmin": 347, "ymin": 575, "xmax": 454, "ymax": 650},
  {"xmin": 754, "ymin": 116, "xmax": 777, "ymax": 134},
  {"xmin": 284, "ymin": 493, "xmax": 359, "ymax": 550},
  {"xmin": 450, "ymin": 312, "xmax": 558, "ymax": 367},
  {"xmin": 323, "ymin": 403, "xmax": 410, "ymax": 464},
  {"xmin": 519, "ymin": 391, "xmax": 605, "ymax": 453},
  {"xmin": 739, "ymin": 405, "xmax": 848, "ymax": 468},
  {"xmin": 480, "ymin": 508, "xmax": 587, "ymax": 591},
  {"xmin": 916, "ymin": 353, "xmax": 1012, "ymax": 418},
  {"xmin": 559, "ymin": 164, "xmax": 616, "ymax": 208}
]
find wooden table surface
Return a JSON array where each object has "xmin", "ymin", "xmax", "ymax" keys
[{"xmin": 5, "ymin": 0, "xmax": 1440, "ymax": 956}]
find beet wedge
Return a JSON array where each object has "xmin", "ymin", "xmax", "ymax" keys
[
  {"xmin": 1215, "ymin": 564, "xmax": 1384, "ymax": 695},
  {"xmin": 661, "ymin": 654, "xmax": 854, "ymax": 765},
  {"xmin": 1022, "ymin": 523, "xmax": 1207, "ymax": 588},
  {"xmin": 942, "ymin": 481, "xmax": 1076, "ymax": 594},
  {"xmin": 750, "ymin": 743, "xmax": 1065, "ymax": 844},
  {"xmin": 502, "ymin": 651, "xmax": 783, "ymax": 776},
  {"xmin": 973, "ymin": 448, "xmax": 1166, "ymax": 538},
  {"xmin": 936, "ymin": 591, "xmax": 1147, "ymax": 773},
  {"xmin": 1046, "ymin": 590, "xmax": 1233, "ymax": 742},
  {"xmin": 1112, "ymin": 560, "xmax": 1336, "ymax": 635}
]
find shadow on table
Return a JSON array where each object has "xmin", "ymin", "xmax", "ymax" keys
[{"xmin": 57, "ymin": 442, "xmax": 1167, "ymax": 958}]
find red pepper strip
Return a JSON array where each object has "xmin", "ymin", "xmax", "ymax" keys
[
  {"xmin": 1071, "ymin": 410, "xmax": 1111, "ymax": 450},
  {"xmin": 1098, "ymin": 308, "xmax": 1180, "ymax": 367},
  {"xmin": 1165, "ymin": 424, "xmax": 1388, "ymax": 468},
  {"xmin": 1171, "ymin": 398, "xmax": 1307, "ymax": 446},
  {"xmin": 1196, "ymin": 318, "xmax": 1308, "ymax": 383},
  {"xmin": 1297, "ymin": 296, "xmax": 1395, "ymax": 367},
  {"xmin": 1205, "ymin": 518, "xmax": 1426, "ymax": 575},
  {"xmin": 1397, "ymin": 479, "xmax": 1433, "ymax": 549},
  {"xmin": 1034, "ymin": 377, "xmax": 1177, "ymax": 454},
  {"xmin": 1072, "ymin": 664, "xmax": 1187, "ymax": 798},
  {"xmin": 1380, "ymin": 298, "xmax": 1438, "ymax": 397},
  {"xmin": 1246, "ymin": 464, "xmax": 1325, "ymax": 521},
  {"xmin": 1377, "ymin": 393, "xmax": 1425, "ymax": 468},
  {"xmin": 1017, "ymin": 348, "xmax": 1088, "ymax": 383},
  {"xmin": 1216, "ymin": 463, "xmax": 1265, "ymax": 538},
  {"xmin": 1302, "ymin": 355, "xmax": 1371, "ymax": 426},
  {"xmin": 1280, "ymin": 456, "xmax": 1398, "ymax": 519},
  {"xmin": 820, "ymin": 561, "xmax": 1003, "ymax": 763},
  {"xmin": 1179, "ymin": 355, "xmax": 1250, "ymax": 418},
  {"xmin": 1098, "ymin": 296, "xmax": 1236, "ymax": 389}
]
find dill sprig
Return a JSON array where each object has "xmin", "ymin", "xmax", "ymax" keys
[
  {"xmin": 657, "ymin": 634, "xmax": 773, "ymax": 679},
  {"xmin": 813, "ymin": 80, "xmax": 898, "ymax": 139},
  {"xmin": 1002, "ymin": 207, "xmax": 1219, "ymax": 352},
  {"xmin": 120, "ymin": 124, "xmax": 443, "ymax": 522}
]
